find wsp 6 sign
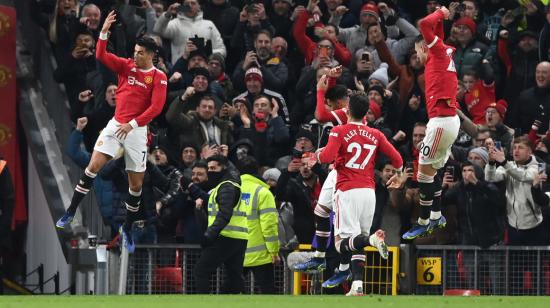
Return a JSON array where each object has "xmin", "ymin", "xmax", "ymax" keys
[{"xmin": 416, "ymin": 257, "xmax": 442, "ymax": 285}]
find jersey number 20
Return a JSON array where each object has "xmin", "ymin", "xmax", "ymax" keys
[{"xmin": 345, "ymin": 142, "xmax": 376, "ymax": 170}]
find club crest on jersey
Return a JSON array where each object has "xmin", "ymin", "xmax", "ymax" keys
[{"xmin": 144, "ymin": 76, "xmax": 153, "ymax": 84}]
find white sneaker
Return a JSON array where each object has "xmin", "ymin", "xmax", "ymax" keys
[
  {"xmin": 369, "ymin": 230, "xmax": 389, "ymax": 260},
  {"xmin": 346, "ymin": 281, "xmax": 364, "ymax": 296}
]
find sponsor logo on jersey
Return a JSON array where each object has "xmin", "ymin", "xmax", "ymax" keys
[
  {"xmin": 127, "ymin": 76, "xmax": 147, "ymax": 89},
  {"xmin": 329, "ymin": 132, "xmax": 338, "ymax": 137}
]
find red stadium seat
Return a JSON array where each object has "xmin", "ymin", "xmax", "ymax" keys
[{"xmin": 153, "ymin": 249, "xmax": 183, "ymax": 293}]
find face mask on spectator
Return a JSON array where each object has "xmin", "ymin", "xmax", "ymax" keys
[{"xmin": 205, "ymin": 171, "xmax": 223, "ymax": 190}]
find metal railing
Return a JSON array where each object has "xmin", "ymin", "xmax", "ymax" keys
[
  {"xmin": 21, "ymin": 264, "xmax": 63, "ymax": 294},
  {"xmin": 415, "ymin": 245, "xmax": 550, "ymax": 295},
  {"xmin": 292, "ymin": 245, "xmax": 399, "ymax": 295},
  {"xmin": 124, "ymin": 244, "xmax": 290, "ymax": 294}
]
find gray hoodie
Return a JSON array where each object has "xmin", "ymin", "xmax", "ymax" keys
[{"xmin": 485, "ymin": 155, "xmax": 543, "ymax": 230}]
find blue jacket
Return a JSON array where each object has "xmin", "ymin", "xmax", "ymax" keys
[{"xmin": 66, "ymin": 130, "xmax": 114, "ymax": 225}]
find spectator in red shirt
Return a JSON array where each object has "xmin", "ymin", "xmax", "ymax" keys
[{"xmin": 462, "ymin": 59, "xmax": 496, "ymax": 125}]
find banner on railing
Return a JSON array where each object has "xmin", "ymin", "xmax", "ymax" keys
[{"xmin": 0, "ymin": 5, "xmax": 27, "ymax": 228}]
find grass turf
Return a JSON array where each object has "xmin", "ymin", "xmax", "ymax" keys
[{"xmin": 1, "ymin": 295, "xmax": 550, "ymax": 308}]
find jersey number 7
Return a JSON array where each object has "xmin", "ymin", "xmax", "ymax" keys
[{"xmin": 345, "ymin": 142, "xmax": 376, "ymax": 170}]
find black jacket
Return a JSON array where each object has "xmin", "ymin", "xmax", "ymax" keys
[
  {"xmin": 512, "ymin": 86, "xmax": 550, "ymax": 134},
  {"xmin": 443, "ymin": 165, "xmax": 506, "ymax": 247},
  {"xmin": 275, "ymin": 165, "xmax": 328, "ymax": 244},
  {"xmin": 205, "ymin": 167, "xmax": 242, "ymax": 239}
]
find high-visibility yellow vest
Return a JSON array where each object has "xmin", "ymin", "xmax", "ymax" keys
[
  {"xmin": 207, "ymin": 180, "xmax": 248, "ymax": 240},
  {"xmin": 240, "ymin": 174, "xmax": 279, "ymax": 267}
]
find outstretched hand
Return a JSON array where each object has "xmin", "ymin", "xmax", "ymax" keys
[{"xmin": 101, "ymin": 11, "xmax": 117, "ymax": 34}]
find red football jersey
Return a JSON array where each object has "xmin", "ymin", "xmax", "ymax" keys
[
  {"xmin": 96, "ymin": 33, "xmax": 167, "ymax": 127},
  {"xmin": 318, "ymin": 122, "xmax": 403, "ymax": 191},
  {"xmin": 465, "ymin": 80, "xmax": 495, "ymax": 124},
  {"xmin": 419, "ymin": 9, "xmax": 458, "ymax": 119}
]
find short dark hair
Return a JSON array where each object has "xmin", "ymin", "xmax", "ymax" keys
[
  {"xmin": 207, "ymin": 154, "xmax": 228, "ymax": 168},
  {"xmin": 325, "ymin": 84, "xmax": 348, "ymax": 101},
  {"xmin": 254, "ymin": 29, "xmax": 272, "ymax": 41},
  {"xmin": 136, "ymin": 36, "xmax": 159, "ymax": 54},
  {"xmin": 461, "ymin": 160, "xmax": 474, "ymax": 171},
  {"xmin": 236, "ymin": 156, "xmax": 259, "ymax": 176},
  {"xmin": 413, "ymin": 122, "xmax": 427, "ymax": 129},
  {"xmin": 326, "ymin": 23, "xmax": 339, "ymax": 36},
  {"xmin": 192, "ymin": 160, "xmax": 208, "ymax": 171},
  {"xmin": 348, "ymin": 94, "xmax": 370, "ymax": 120},
  {"xmin": 200, "ymin": 95, "xmax": 216, "ymax": 107}
]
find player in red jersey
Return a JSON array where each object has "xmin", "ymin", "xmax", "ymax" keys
[
  {"xmin": 57, "ymin": 12, "xmax": 167, "ymax": 252},
  {"xmin": 312, "ymin": 94, "xmax": 403, "ymax": 295},
  {"xmin": 402, "ymin": 6, "xmax": 461, "ymax": 240}
]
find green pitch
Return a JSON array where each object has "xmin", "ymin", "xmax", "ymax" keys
[{"xmin": 1, "ymin": 295, "xmax": 550, "ymax": 308}]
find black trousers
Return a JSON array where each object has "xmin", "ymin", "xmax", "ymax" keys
[
  {"xmin": 244, "ymin": 263, "xmax": 275, "ymax": 294},
  {"xmin": 194, "ymin": 235, "xmax": 247, "ymax": 294}
]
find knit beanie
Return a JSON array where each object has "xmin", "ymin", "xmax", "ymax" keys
[
  {"xmin": 486, "ymin": 99, "xmax": 508, "ymax": 121},
  {"xmin": 368, "ymin": 63, "xmax": 389, "ymax": 87},
  {"xmin": 262, "ymin": 168, "xmax": 281, "ymax": 182},
  {"xmin": 454, "ymin": 17, "xmax": 477, "ymax": 35},
  {"xmin": 361, "ymin": 2, "xmax": 379, "ymax": 18},
  {"xmin": 469, "ymin": 147, "xmax": 489, "ymax": 164}
]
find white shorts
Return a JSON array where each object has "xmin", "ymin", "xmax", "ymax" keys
[
  {"xmin": 317, "ymin": 169, "xmax": 337, "ymax": 210},
  {"xmin": 419, "ymin": 115, "xmax": 460, "ymax": 170},
  {"xmin": 333, "ymin": 188, "xmax": 376, "ymax": 238},
  {"xmin": 94, "ymin": 118, "xmax": 148, "ymax": 172}
]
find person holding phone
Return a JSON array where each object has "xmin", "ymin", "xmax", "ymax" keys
[
  {"xmin": 486, "ymin": 136, "xmax": 545, "ymax": 245},
  {"xmin": 153, "ymin": 0, "xmax": 226, "ymax": 64}
]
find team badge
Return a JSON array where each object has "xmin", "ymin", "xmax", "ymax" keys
[
  {"xmin": 0, "ymin": 65, "xmax": 12, "ymax": 88},
  {"xmin": 144, "ymin": 76, "xmax": 153, "ymax": 84},
  {"xmin": 0, "ymin": 11, "xmax": 11, "ymax": 38},
  {"xmin": 0, "ymin": 123, "xmax": 11, "ymax": 146}
]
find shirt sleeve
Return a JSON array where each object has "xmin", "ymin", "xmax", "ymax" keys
[
  {"xmin": 95, "ymin": 32, "xmax": 127, "ymax": 75},
  {"xmin": 419, "ymin": 9, "xmax": 445, "ymax": 48},
  {"xmin": 318, "ymin": 127, "xmax": 342, "ymax": 164},
  {"xmin": 132, "ymin": 71, "xmax": 168, "ymax": 127}
]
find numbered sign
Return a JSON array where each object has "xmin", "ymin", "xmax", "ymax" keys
[{"xmin": 416, "ymin": 257, "xmax": 442, "ymax": 285}]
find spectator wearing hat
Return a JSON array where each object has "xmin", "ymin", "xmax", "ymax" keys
[
  {"xmin": 462, "ymin": 59, "xmax": 496, "ymax": 125},
  {"xmin": 166, "ymin": 93, "xmax": 234, "ymax": 158},
  {"xmin": 357, "ymin": 16, "xmax": 419, "ymax": 68},
  {"xmin": 167, "ymin": 47, "xmax": 211, "ymax": 92},
  {"xmin": 233, "ymin": 67, "xmax": 291, "ymax": 124},
  {"xmin": 233, "ymin": 29, "xmax": 288, "ymax": 93},
  {"xmin": 498, "ymin": 28, "xmax": 542, "ymax": 102},
  {"xmin": 366, "ymin": 84, "xmax": 400, "ymax": 132},
  {"xmin": 468, "ymin": 147, "xmax": 489, "ymax": 169},
  {"xmin": 368, "ymin": 63, "xmax": 389, "ymax": 87},
  {"xmin": 154, "ymin": 0, "xmax": 226, "ymax": 64},
  {"xmin": 263, "ymin": 168, "xmax": 282, "ymax": 192},
  {"xmin": 236, "ymin": 95, "xmax": 290, "ymax": 167},
  {"xmin": 335, "ymin": 1, "xmax": 381, "ymax": 54},
  {"xmin": 179, "ymin": 143, "xmax": 200, "ymax": 179},
  {"xmin": 459, "ymin": 99, "xmax": 514, "ymax": 154},
  {"xmin": 448, "ymin": 16, "xmax": 489, "ymax": 79},
  {"xmin": 208, "ymin": 53, "xmax": 236, "ymax": 101},
  {"xmin": 275, "ymin": 127, "xmax": 317, "ymax": 171},
  {"xmin": 512, "ymin": 61, "xmax": 550, "ymax": 134},
  {"xmin": 169, "ymin": 67, "xmax": 224, "ymax": 114}
]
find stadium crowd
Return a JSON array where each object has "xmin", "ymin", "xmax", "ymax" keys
[{"xmin": 31, "ymin": 0, "xmax": 550, "ymax": 254}]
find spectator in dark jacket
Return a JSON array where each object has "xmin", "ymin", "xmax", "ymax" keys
[
  {"xmin": 275, "ymin": 153, "xmax": 327, "ymax": 244},
  {"xmin": 0, "ymin": 156, "xmax": 15, "ymax": 276},
  {"xmin": 79, "ymin": 84, "xmax": 117, "ymax": 152},
  {"xmin": 236, "ymin": 95, "xmax": 290, "ymax": 166},
  {"xmin": 512, "ymin": 61, "xmax": 550, "ymax": 134}
]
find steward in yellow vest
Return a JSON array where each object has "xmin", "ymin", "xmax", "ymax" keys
[
  {"xmin": 194, "ymin": 155, "xmax": 247, "ymax": 294},
  {"xmin": 237, "ymin": 156, "xmax": 280, "ymax": 294}
]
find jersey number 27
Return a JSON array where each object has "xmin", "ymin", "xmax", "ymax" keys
[{"xmin": 345, "ymin": 142, "xmax": 376, "ymax": 170}]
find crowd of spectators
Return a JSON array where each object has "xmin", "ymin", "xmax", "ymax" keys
[{"xmin": 32, "ymin": 0, "xmax": 550, "ymax": 248}]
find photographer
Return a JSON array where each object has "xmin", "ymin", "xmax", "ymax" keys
[
  {"xmin": 233, "ymin": 29, "xmax": 288, "ymax": 93},
  {"xmin": 154, "ymin": 0, "xmax": 226, "ymax": 64}
]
